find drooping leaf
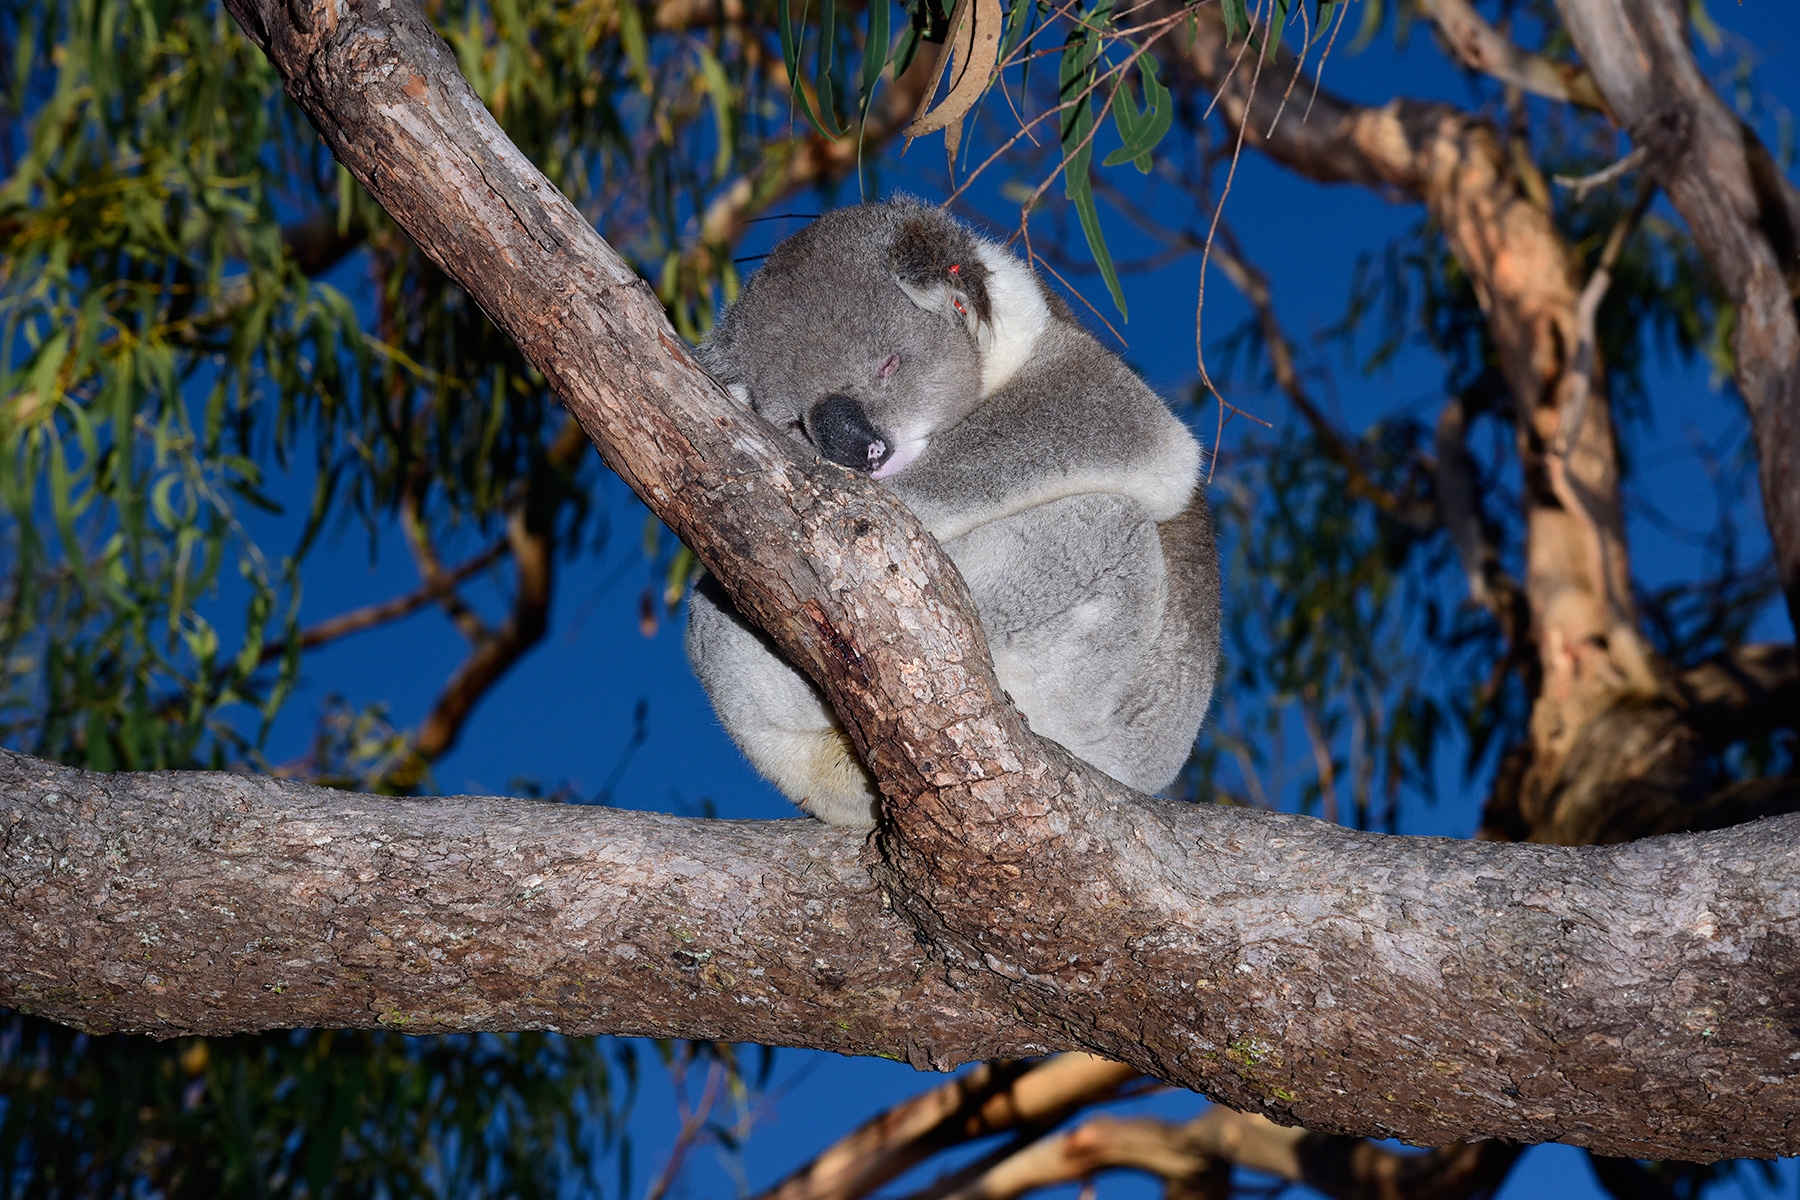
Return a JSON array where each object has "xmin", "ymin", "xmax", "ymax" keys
[
  {"xmin": 1313, "ymin": 0, "xmax": 1338, "ymax": 45},
  {"xmin": 1059, "ymin": 2, "xmax": 1126, "ymax": 317},
  {"xmin": 1265, "ymin": 0, "xmax": 1287, "ymax": 59},
  {"xmin": 1103, "ymin": 56, "xmax": 1170, "ymax": 172},
  {"xmin": 779, "ymin": 0, "xmax": 833, "ymax": 139},
  {"xmin": 902, "ymin": 0, "xmax": 1004, "ymax": 160},
  {"xmin": 814, "ymin": 0, "xmax": 852, "ymax": 139},
  {"xmin": 859, "ymin": 0, "xmax": 892, "ymax": 115},
  {"xmin": 1221, "ymin": 0, "xmax": 1249, "ymax": 43}
]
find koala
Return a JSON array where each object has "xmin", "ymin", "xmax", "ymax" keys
[{"xmin": 686, "ymin": 199, "xmax": 1221, "ymax": 826}]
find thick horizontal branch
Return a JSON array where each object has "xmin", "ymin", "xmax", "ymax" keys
[
  {"xmin": 0, "ymin": 750, "xmax": 1019, "ymax": 1061},
  {"xmin": 11, "ymin": 749, "xmax": 1800, "ymax": 1161}
]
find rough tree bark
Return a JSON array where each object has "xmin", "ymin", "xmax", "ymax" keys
[
  {"xmin": 1554, "ymin": 0, "xmax": 1800, "ymax": 640},
  {"xmin": 4, "ymin": 0, "xmax": 1800, "ymax": 1164}
]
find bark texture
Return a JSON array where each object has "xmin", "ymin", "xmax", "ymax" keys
[
  {"xmin": 3, "ymin": 0, "xmax": 1792, "ymax": 1163},
  {"xmin": 12, "ymin": 745, "xmax": 1800, "ymax": 1160},
  {"xmin": 1554, "ymin": 0, "xmax": 1800, "ymax": 638}
]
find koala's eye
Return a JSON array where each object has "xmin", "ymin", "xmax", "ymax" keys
[{"xmin": 877, "ymin": 354, "xmax": 901, "ymax": 380}]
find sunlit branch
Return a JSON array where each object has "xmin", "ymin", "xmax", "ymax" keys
[
  {"xmin": 752, "ymin": 1055, "xmax": 1142, "ymax": 1200},
  {"xmin": 1417, "ymin": 0, "xmax": 1608, "ymax": 113}
]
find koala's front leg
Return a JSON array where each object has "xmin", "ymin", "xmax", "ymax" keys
[
  {"xmin": 685, "ymin": 576, "xmax": 880, "ymax": 827},
  {"xmin": 942, "ymin": 492, "xmax": 1188, "ymax": 794}
]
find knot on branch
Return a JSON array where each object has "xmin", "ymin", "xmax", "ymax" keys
[{"xmin": 1629, "ymin": 106, "xmax": 1693, "ymax": 178}]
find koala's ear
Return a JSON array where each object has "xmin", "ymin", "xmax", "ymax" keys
[
  {"xmin": 890, "ymin": 214, "xmax": 995, "ymax": 352},
  {"xmin": 893, "ymin": 272, "xmax": 993, "ymax": 352}
]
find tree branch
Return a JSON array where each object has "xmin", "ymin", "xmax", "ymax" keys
[
  {"xmin": 932, "ymin": 1107, "xmax": 1521, "ymax": 1200},
  {"xmin": 6, "ymin": 0, "xmax": 1780, "ymax": 1160},
  {"xmin": 753, "ymin": 1053, "xmax": 1143, "ymax": 1200},
  {"xmin": 11, "ymin": 743, "xmax": 1800, "ymax": 1158},
  {"xmin": 1554, "ymin": 0, "xmax": 1800, "ymax": 638},
  {"xmin": 1416, "ymin": 0, "xmax": 1608, "ymax": 114},
  {"xmin": 258, "ymin": 536, "xmax": 509, "ymax": 664}
]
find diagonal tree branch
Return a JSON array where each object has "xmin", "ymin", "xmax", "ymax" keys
[
  {"xmin": 1553, "ymin": 0, "xmax": 1800, "ymax": 639},
  {"xmin": 257, "ymin": 534, "xmax": 510, "ymax": 665},
  {"xmin": 1417, "ymin": 0, "xmax": 1608, "ymax": 114},
  {"xmin": 931, "ymin": 1106, "xmax": 1523, "ymax": 1200},
  {"xmin": 753, "ymin": 1053, "xmax": 1143, "ymax": 1200}
]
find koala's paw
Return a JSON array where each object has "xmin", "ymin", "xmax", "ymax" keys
[{"xmin": 747, "ymin": 725, "xmax": 879, "ymax": 828}]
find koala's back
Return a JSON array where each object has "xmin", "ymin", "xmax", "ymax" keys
[
  {"xmin": 942, "ymin": 485, "xmax": 1217, "ymax": 794},
  {"xmin": 686, "ymin": 199, "xmax": 1220, "ymax": 824}
]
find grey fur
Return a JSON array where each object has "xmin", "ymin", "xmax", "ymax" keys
[{"xmin": 688, "ymin": 200, "xmax": 1221, "ymax": 826}]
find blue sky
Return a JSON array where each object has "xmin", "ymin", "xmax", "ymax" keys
[{"xmin": 236, "ymin": 3, "xmax": 1800, "ymax": 1197}]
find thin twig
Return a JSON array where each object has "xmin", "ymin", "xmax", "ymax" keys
[
  {"xmin": 1197, "ymin": 0, "xmax": 1273, "ymax": 472},
  {"xmin": 1553, "ymin": 144, "xmax": 1648, "ymax": 202},
  {"xmin": 643, "ymin": 1057, "xmax": 727, "ymax": 1200},
  {"xmin": 258, "ymin": 537, "xmax": 509, "ymax": 664},
  {"xmin": 1302, "ymin": 0, "xmax": 1351, "ymax": 121}
]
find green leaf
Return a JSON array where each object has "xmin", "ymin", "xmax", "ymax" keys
[
  {"xmin": 1313, "ymin": 0, "xmax": 1338, "ymax": 44},
  {"xmin": 779, "ymin": 0, "xmax": 839, "ymax": 140},
  {"xmin": 1059, "ymin": 5, "xmax": 1126, "ymax": 319},
  {"xmin": 1102, "ymin": 58, "xmax": 1170, "ymax": 172},
  {"xmin": 859, "ymin": 0, "xmax": 891, "ymax": 115},
  {"xmin": 698, "ymin": 48, "xmax": 737, "ymax": 177},
  {"xmin": 814, "ymin": 0, "xmax": 852, "ymax": 138},
  {"xmin": 999, "ymin": 0, "xmax": 1032, "ymax": 68},
  {"xmin": 1265, "ymin": 0, "xmax": 1287, "ymax": 59},
  {"xmin": 1110, "ymin": 73, "xmax": 1141, "ymax": 148},
  {"xmin": 1221, "ymin": 0, "xmax": 1249, "ymax": 42},
  {"xmin": 1350, "ymin": 0, "xmax": 1384, "ymax": 53},
  {"xmin": 617, "ymin": 0, "xmax": 650, "ymax": 92}
]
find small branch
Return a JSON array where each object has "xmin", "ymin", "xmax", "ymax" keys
[
  {"xmin": 1434, "ymin": 395, "xmax": 1501, "ymax": 614},
  {"xmin": 1555, "ymin": 178, "xmax": 1655, "ymax": 461},
  {"xmin": 258, "ymin": 536, "xmax": 508, "ymax": 664},
  {"xmin": 930, "ymin": 1107, "xmax": 1521, "ymax": 1200},
  {"xmin": 644, "ymin": 1057, "xmax": 726, "ymax": 1200},
  {"xmin": 400, "ymin": 502, "xmax": 553, "ymax": 774},
  {"xmin": 1299, "ymin": 690, "xmax": 1340, "ymax": 826},
  {"xmin": 1552, "ymin": 145, "xmax": 1649, "ymax": 203},
  {"xmin": 753, "ymin": 1054, "xmax": 1142, "ymax": 1200},
  {"xmin": 1542, "ymin": 178, "xmax": 1662, "ymax": 695},
  {"xmin": 390, "ymin": 418, "xmax": 589, "ymax": 782},
  {"xmin": 1678, "ymin": 643, "xmax": 1800, "ymax": 743},
  {"xmin": 401, "ymin": 483, "xmax": 490, "ymax": 645},
  {"xmin": 1418, "ymin": 0, "xmax": 1608, "ymax": 113}
]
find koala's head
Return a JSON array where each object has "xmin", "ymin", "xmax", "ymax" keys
[{"xmin": 700, "ymin": 200, "xmax": 999, "ymax": 480}]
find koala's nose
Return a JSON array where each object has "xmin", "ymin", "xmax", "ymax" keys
[{"xmin": 809, "ymin": 396, "xmax": 890, "ymax": 474}]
